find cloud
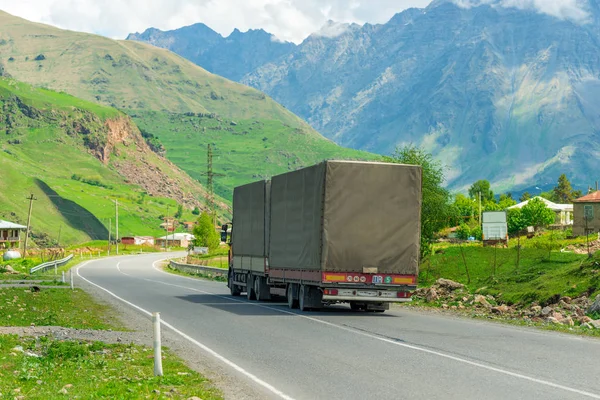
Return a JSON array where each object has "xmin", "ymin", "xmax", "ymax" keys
[
  {"xmin": 452, "ymin": 0, "xmax": 591, "ymax": 23},
  {"xmin": 0, "ymin": 0, "xmax": 431, "ymax": 43}
]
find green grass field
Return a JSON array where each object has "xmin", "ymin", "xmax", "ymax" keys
[
  {"xmin": 423, "ymin": 234, "xmax": 600, "ymax": 306},
  {"xmin": 0, "ymin": 77, "xmax": 212, "ymax": 245},
  {"xmin": 0, "ymin": 335, "xmax": 222, "ymax": 400}
]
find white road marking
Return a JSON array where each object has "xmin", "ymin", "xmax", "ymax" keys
[
  {"xmin": 76, "ymin": 259, "xmax": 296, "ymax": 400},
  {"xmin": 148, "ymin": 259, "xmax": 600, "ymax": 400}
]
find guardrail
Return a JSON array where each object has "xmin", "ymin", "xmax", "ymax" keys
[
  {"xmin": 30, "ymin": 254, "xmax": 74, "ymax": 274},
  {"xmin": 169, "ymin": 259, "xmax": 228, "ymax": 276}
]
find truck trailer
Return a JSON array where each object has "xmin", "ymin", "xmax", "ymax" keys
[{"xmin": 225, "ymin": 160, "xmax": 422, "ymax": 312}]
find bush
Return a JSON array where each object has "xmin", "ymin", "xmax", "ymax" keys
[
  {"xmin": 192, "ymin": 207, "xmax": 200, "ymax": 215},
  {"xmin": 193, "ymin": 212, "xmax": 220, "ymax": 252},
  {"xmin": 456, "ymin": 224, "xmax": 471, "ymax": 240}
]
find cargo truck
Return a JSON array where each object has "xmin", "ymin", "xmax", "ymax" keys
[
  {"xmin": 224, "ymin": 160, "xmax": 422, "ymax": 312},
  {"xmin": 482, "ymin": 211, "xmax": 508, "ymax": 247}
]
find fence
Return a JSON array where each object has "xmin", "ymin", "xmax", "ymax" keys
[
  {"xmin": 30, "ymin": 254, "xmax": 74, "ymax": 274},
  {"xmin": 169, "ymin": 259, "xmax": 228, "ymax": 276}
]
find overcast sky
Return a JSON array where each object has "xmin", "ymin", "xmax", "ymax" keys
[
  {"xmin": 0, "ymin": 0, "xmax": 591, "ymax": 43},
  {"xmin": 0, "ymin": 0, "xmax": 430, "ymax": 43}
]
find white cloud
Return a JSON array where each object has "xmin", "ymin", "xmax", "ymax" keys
[
  {"xmin": 452, "ymin": 0, "xmax": 591, "ymax": 23},
  {"xmin": 0, "ymin": 0, "xmax": 431, "ymax": 43}
]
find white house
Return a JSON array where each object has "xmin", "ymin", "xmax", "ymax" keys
[
  {"xmin": 508, "ymin": 196, "xmax": 573, "ymax": 225},
  {"xmin": 156, "ymin": 233, "xmax": 195, "ymax": 248}
]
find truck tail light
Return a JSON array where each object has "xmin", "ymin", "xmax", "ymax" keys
[
  {"xmin": 324, "ymin": 289, "xmax": 338, "ymax": 295},
  {"xmin": 397, "ymin": 291, "xmax": 412, "ymax": 298}
]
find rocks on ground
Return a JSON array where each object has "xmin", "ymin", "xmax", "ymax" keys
[{"xmin": 413, "ymin": 277, "xmax": 600, "ymax": 330}]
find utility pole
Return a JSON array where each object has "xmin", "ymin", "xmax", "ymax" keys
[
  {"xmin": 108, "ymin": 218, "xmax": 111, "ymax": 256},
  {"xmin": 200, "ymin": 144, "xmax": 225, "ymax": 227},
  {"xmin": 478, "ymin": 191, "xmax": 482, "ymax": 225},
  {"xmin": 165, "ymin": 204, "xmax": 170, "ymax": 250},
  {"xmin": 57, "ymin": 224, "xmax": 62, "ymax": 248},
  {"xmin": 23, "ymin": 194, "xmax": 37, "ymax": 258},
  {"xmin": 115, "ymin": 199, "xmax": 119, "ymax": 255}
]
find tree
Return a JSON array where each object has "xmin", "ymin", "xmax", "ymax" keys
[
  {"xmin": 497, "ymin": 193, "xmax": 517, "ymax": 210},
  {"xmin": 453, "ymin": 193, "xmax": 476, "ymax": 221},
  {"xmin": 384, "ymin": 145, "xmax": 451, "ymax": 258},
  {"xmin": 521, "ymin": 198, "xmax": 555, "ymax": 228},
  {"xmin": 553, "ymin": 174, "xmax": 574, "ymax": 203},
  {"xmin": 192, "ymin": 207, "xmax": 200, "ymax": 215},
  {"xmin": 468, "ymin": 180, "xmax": 494, "ymax": 203},
  {"xmin": 174, "ymin": 204, "xmax": 183, "ymax": 219},
  {"xmin": 193, "ymin": 212, "xmax": 220, "ymax": 252},
  {"xmin": 507, "ymin": 208, "xmax": 527, "ymax": 236},
  {"xmin": 519, "ymin": 192, "xmax": 531, "ymax": 202}
]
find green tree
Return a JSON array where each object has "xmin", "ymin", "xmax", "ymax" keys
[
  {"xmin": 497, "ymin": 193, "xmax": 517, "ymax": 209},
  {"xmin": 521, "ymin": 198, "xmax": 555, "ymax": 228},
  {"xmin": 193, "ymin": 212, "xmax": 220, "ymax": 252},
  {"xmin": 507, "ymin": 208, "xmax": 527, "ymax": 236},
  {"xmin": 453, "ymin": 193, "xmax": 476, "ymax": 221},
  {"xmin": 192, "ymin": 207, "xmax": 200, "ymax": 215},
  {"xmin": 384, "ymin": 145, "xmax": 451, "ymax": 258},
  {"xmin": 174, "ymin": 204, "xmax": 183, "ymax": 219},
  {"xmin": 468, "ymin": 180, "xmax": 494, "ymax": 203},
  {"xmin": 553, "ymin": 174, "xmax": 574, "ymax": 203},
  {"xmin": 519, "ymin": 192, "xmax": 531, "ymax": 202}
]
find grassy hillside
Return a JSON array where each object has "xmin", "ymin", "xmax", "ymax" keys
[
  {"xmin": 0, "ymin": 77, "xmax": 221, "ymax": 246},
  {"xmin": 0, "ymin": 11, "xmax": 373, "ymax": 199},
  {"xmin": 422, "ymin": 234, "xmax": 599, "ymax": 306},
  {"xmin": 134, "ymin": 111, "xmax": 374, "ymax": 198}
]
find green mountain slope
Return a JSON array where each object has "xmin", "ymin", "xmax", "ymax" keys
[
  {"xmin": 0, "ymin": 77, "xmax": 223, "ymax": 246},
  {"xmin": 0, "ymin": 11, "xmax": 372, "ymax": 197}
]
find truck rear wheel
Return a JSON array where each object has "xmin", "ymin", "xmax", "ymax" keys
[
  {"xmin": 286, "ymin": 284, "xmax": 298, "ymax": 309},
  {"xmin": 246, "ymin": 274, "xmax": 256, "ymax": 300},
  {"xmin": 228, "ymin": 270, "xmax": 241, "ymax": 296},
  {"xmin": 254, "ymin": 276, "xmax": 271, "ymax": 301}
]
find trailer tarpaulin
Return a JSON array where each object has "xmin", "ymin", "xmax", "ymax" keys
[
  {"xmin": 268, "ymin": 161, "xmax": 421, "ymax": 275},
  {"xmin": 232, "ymin": 180, "xmax": 270, "ymax": 257},
  {"xmin": 269, "ymin": 163, "xmax": 325, "ymax": 270},
  {"xmin": 322, "ymin": 161, "xmax": 421, "ymax": 275}
]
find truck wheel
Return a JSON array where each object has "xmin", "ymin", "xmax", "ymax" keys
[
  {"xmin": 286, "ymin": 284, "xmax": 298, "ymax": 309},
  {"xmin": 228, "ymin": 271, "xmax": 241, "ymax": 296},
  {"xmin": 246, "ymin": 274, "xmax": 256, "ymax": 300},
  {"xmin": 299, "ymin": 285, "xmax": 311, "ymax": 311},
  {"xmin": 350, "ymin": 302, "xmax": 362, "ymax": 311},
  {"xmin": 254, "ymin": 276, "xmax": 271, "ymax": 302}
]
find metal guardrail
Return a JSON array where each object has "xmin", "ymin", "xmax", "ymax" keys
[
  {"xmin": 30, "ymin": 254, "xmax": 74, "ymax": 274},
  {"xmin": 169, "ymin": 259, "xmax": 228, "ymax": 276}
]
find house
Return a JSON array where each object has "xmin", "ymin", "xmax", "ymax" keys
[
  {"xmin": 573, "ymin": 191, "xmax": 600, "ymax": 236},
  {"xmin": 508, "ymin": 196, "xmax": 573, "ymax": 225},
  {"xmin": 121, "ymin": 236, "xmax": 155, "ymax": 246},
  {"xmin": 182, "ymin": 221, "xmax": 196, "ymax": 232},
  {"xmin": 155, "ymin": 233, "xmax": 195, "ymax": 248},
  {"xmin": 0, "ymin": 220, "xmax": 27, "ymax": 249},
  {"xmin": 159, "ymin": 217, "xmax": 177, "ymax": 232}
]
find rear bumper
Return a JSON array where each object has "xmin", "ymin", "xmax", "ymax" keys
[{"xmin": 322, "ymin": 295, "xmax": 412, "ymax": 303}]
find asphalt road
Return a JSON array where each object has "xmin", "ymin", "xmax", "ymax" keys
[{"xmin": 77, "ymin": 253, "xmax": 600, "ymax": 400}]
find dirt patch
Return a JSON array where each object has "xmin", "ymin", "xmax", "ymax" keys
[{"xmin": 0, "ymin": 326, "xmax": 150, "ymax": 345}]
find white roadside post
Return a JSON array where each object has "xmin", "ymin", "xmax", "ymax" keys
[
  {"xmin": 61, "ymin": 271, "xmax": 65, "ymax": 283},
  {"xmin": 70, "ymin": 269, "xmax": 74, "ymax": 290},
  {"xmin": 153, "ymin": 312, "xmax": 163, "ymax": 376}
]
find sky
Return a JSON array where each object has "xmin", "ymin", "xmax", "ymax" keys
[
  {"xmin": 0, "ymin": 0, "xmax": 591, "ymax": 43},
  {"xmin": 0, "ymin": 0, "xmax": 430, "ymax": 43}
]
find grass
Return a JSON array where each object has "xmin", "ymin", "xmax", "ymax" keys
[
  {"xmin": 0, "ymin": 335, "xmax": 222, "ymax": 399},
  {"xmin": 422, "ymin": 233, "xmax": 600, "ymax": 306},
  {"xmin": 132, "ymin": 111, "xmax": 375, "ymax": 201},
  {"xmin": 0, "ymin": 287, "xmax": 124, "ymax": 329},
  {"xmin": 0, "ymin": 76, "xmax": 211, "ymax": 245}
]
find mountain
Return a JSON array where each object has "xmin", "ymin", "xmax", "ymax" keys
[
  {"xmin": 0, "ymin": 77, "xmax": 222, "ymax": 245},
  {"xmin": 127, "ymin": 25, "xmax": 295, "ymax": 81},
  {"xmin": 0, "ymin": 11, "xmax": 371, "ymax": 201},
  {"xmin": 128, "ymin": 1, "xmax": 600, "ymax": 192}
]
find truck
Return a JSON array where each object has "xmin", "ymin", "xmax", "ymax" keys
[
  {"xmin": 482, "ymin": 211, "xmax": 508, "ymax": 247},
  {"xmin": 223, "ymin": 160, "xmax": 422, "ymax": 312}
]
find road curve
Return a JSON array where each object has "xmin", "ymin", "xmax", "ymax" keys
[{"xmin": 77, "ymin": 253, "xmax": 600, "ymax": 400}]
